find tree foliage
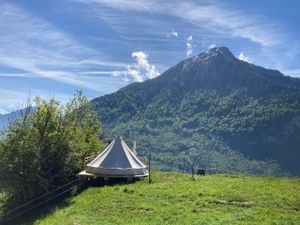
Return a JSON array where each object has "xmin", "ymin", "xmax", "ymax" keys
[{"xmin": 0, "ymin": 91, "xmax": 105, "ymax": 207}]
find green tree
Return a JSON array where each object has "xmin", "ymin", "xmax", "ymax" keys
[{"xmin": 0, "ymin": 91, "xmax": 105, "ymax": 208}]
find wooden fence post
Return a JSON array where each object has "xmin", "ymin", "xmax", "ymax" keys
[
  {"xmin": 148, "ymin": 154, "xmax": 152, "ymax": 184},
  {"xmin": 192, "ymin": 166, "xmax": 195, "ymax": 181}
]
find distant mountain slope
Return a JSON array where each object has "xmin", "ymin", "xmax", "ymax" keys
[
  {"xmin": 91, "ymin": 47, "xmax": 300, "ymax": 176},
  {"xmin": 0, "ymin": 111, "xmax": 16, "ymax": 130},
  {"xmin": 0, "ymin": 108, "xmax": 30, "ymax": 131},
  {"xmin": 0, "ymin": 114, "xmax": 6, "ymax": 130}
]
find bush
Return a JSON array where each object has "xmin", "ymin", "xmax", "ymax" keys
[{"xmin": 0, "ymin": 91, "xmax": 106, "ymax": 208}]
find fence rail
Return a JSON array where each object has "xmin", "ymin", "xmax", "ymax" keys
[{"xmin": 1, "ymin": 178, "xmax": 80, "ymax": 224}]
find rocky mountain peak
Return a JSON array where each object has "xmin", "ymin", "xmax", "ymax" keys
[{"xmin": 207, "ymin": 46, "xmax": 234, "ymax": 58}]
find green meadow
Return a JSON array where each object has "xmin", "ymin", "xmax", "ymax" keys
[{"xmin": 13, "ymin": 171, "xmax": 300, "ymax": 225}]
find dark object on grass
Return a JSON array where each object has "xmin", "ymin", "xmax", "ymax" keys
[
  {"xmin": 197, "ymin": 169, "xmax": 206, "ymax": 176},
  {"xmin": 192, "ymin": 166, "xmax": 195, "ymax": 181}
]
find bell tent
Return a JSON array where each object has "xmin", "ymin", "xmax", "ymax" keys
[{"xmin": 79, "ymin": 137, "xmax": 148, "ymax": 178}]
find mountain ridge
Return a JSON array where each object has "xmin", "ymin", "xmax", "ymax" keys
[
  {"xmin": 119, "ymin": 47, "xmax": 300, "ymax": 100},
  {"xmin": 0, "ymin": 108, "xmax": 32, "ymax": 131},
  {"xmin": 91, "ymin": 47, "xmax": 300, "ymax": 176}
]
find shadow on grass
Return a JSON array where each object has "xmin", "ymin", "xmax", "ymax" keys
[{"xmin": 2, "ymin": 178, "xmax": 139, "ymax": 225}]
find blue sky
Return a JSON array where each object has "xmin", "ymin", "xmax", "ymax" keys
[{"xmin": 0, "ymin": 0, "xmax": 299, "ymax": 114}]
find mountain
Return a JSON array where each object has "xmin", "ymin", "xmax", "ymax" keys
[
  {"xmin": 91, "ymin": 47, "xmax": 300, "ymax": 176},
  {"xmin": 0, "ymin": 108, "xmax": 30, "ymax": 131},
  {"xmin": 0, "ymin": 112, "xmax": 13, "ymax": 131}
]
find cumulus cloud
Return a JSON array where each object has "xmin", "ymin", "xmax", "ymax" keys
[
  {"xmin": 125, "ymin": 51, "xmax": 159, "ymax": 82},
  {"xmin": 71, "ymin": 0, "xmax": 300, "ymax": 81},
  {"xmin": 79, "ymin": 52, "xmax": 160, "ymax": 83},
  {"xmin": 238, "ymin": 52, "xmax": 251, "ymax": 63},
  {"xmin": 186, "ymin": 35, "xmax": 193, "ymax": 58}
]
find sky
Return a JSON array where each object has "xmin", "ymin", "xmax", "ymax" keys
[{"xmin": 0, "ymin": 0, "xmax": 299, "ymax": 114}]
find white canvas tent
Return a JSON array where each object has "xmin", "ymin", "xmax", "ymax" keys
[{"xmin": 79, "ymin": 137, "xmax": 148, "ymax": 178}]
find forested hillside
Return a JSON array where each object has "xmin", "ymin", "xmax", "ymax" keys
[{"xmin": 91, "ymin": 47, "xmax": 300, "ymax": 176}]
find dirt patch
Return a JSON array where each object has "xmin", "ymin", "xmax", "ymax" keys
[
  {"xmin": 136, "ymin": 207, "xmax": 154, "ymax": 213},
  {"xmin": 216, "ymin": 199, "xmax": 254, "ymax": 207}
]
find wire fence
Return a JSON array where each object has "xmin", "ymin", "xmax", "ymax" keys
[{"xmin": 1, "ymin": 178, "xmax": 80, "ymax": 224}]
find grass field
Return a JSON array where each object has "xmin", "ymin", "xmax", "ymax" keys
[{"xmin": 12, "ymin": 171, "xmax": 300, "ymax": 225}]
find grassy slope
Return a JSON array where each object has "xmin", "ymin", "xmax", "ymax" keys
[{"xmin": 27, "ymin": 172, "xmax": 299, "ymax": 225}]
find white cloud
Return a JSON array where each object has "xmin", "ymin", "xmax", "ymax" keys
[
  {"xmin": 186, "ymin": 35, "xmax": 193, "ymax": 58},
  {"xmin": 0, "ymin": 88, "xmax": 73, "ymax": 114},
  {"xmin": 125, "ymin": 51, "xmax": 159, "ymax": 82},
  {"xmin": 167, "ymin": 30, "xmax": 178, "ymax": 38},
  {"xmin": 0, "ymin": 2, "xmax": 126, "ymax": 91},
  {"xmin": 238, "ymin": 52, "xmax": 251, "ymax": 63},
  {"xmin": 73, "ymin": 0, "xmax": 288, "ymax": 47},
  {"xmin": 70, "ymin": 0, "xmax": 300, "ymax": 80},
  {"xmin": 0, "ymin": 88, "xmax": 26, "ymax": 114},
  {"xmin": 100, "ymin": 53, "xmax": 156, "ymax": 83},
  {"xmin": 0, "ymin": 72, "xmax": 35, "ymax": 78},
  {"xmin": 208, "ymin": 43, "xmax": 216, "ymax": 50},
  {"xmin": 171, "ymin": 31, "xmax": 178, "ymax": 37},
  {"xmin": 77, "ymin": 52, "xmax": 160, "ymax": 82},
  {"xmin": 283, "ymin": 69, "xmax": 300, "ymax": 78}
]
